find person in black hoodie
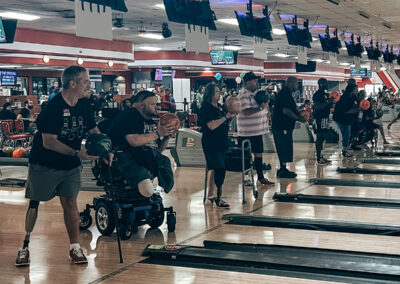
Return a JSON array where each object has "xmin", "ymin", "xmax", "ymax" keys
[{"xmin": 333, "ymin": 84, "xmax": 360, "ymax": 157}]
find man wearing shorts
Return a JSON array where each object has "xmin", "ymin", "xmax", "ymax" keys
[
  {"xmin": 15, "ymin": 66, "xmax": 107, "ymax": 266},
  {"xmin": 237, "ymin": 72, "xmax": 274, "ymax": 186}
]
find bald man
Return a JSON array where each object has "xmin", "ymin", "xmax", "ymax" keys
[{"xmin": 272, "ymin": 76, "xmax": 305, "ymax": 178}]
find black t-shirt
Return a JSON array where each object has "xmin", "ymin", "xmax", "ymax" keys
[
  {"xmin": 272, "ymin": 87, "xmax": 298, "ymax": 130},
  {"xmin": 0, "ymin": 109, "xmax": 16, "ymax": 120},
  {"xmin": 199, "ymin": 102, "xmax": 229, "ymax": 153},
  {"xmin": 362, "ymin": 108, "xmax": 374, "ymax": 122},
  {"xmin": 107, "ymin": 108, "xmax": 160, "ymax": 159},
  {"xmin": 19, "ymin": 108, "xmax": 31, "ymax": 129},
  {"xmin": 333, "ymin": 94, "xmax": 358, "ymax": 125},
  {"xmin": 29, "ymin": 94, "xmax": 96, "ymax": 170},
  {"xmin": 312, "ymin": 89, "xmax": 331, "ymax": 120}
]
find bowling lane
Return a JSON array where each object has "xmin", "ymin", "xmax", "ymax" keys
[
  {"xmin": 317, "ymin": 168, "xmax": 400, "ymax": 182},
  {"xmin": 354, "ymin": 164, "xmax": 400, "ymax": 171},
  {"xmin": 101, "ymin": 263, "xmax": 338, "ymax": 284},
  {"xmin": 298, "ymin": 185, "xmax": 400, "ymax": 200},
  {"xmin": 253, "ymin": 199, "xmax": 400, "ymax": 225},
  {"xmin": 184, "ymin": 224, "xmax": 400, "ymax": 256}
]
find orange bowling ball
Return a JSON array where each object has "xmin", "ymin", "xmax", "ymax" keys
[
  {"xmin": 225, "ymin": 96, "xmax": 241, "ymax": 114},
  {"xmin": 359, "ymin": 99, "xmax": 370, "ymax": 110},
  {"xmin": 159, "ymin": 113, "xmax": 180, "ymax": 134},
  {"xmin": 12, "ymin": 147, "xmax": 26, "ymax": 158},
  {"xmin": 299, "ymin": 109, "xmax": 310, "ymax": 121},
  {"xmin": 329, "ymin": 91, "xmax": 340, "ymax": 103}
]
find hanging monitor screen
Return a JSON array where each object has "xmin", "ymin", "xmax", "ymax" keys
[
  {"xmin": 154, "ymin": 69, "xmax": 163, "ymax": 81},
  {"xmin": 210, "ymin": 50, "xmax": 238, "ymax": 65},
  {"xmin": 0, "ymin": 70, "xmax": 17, "ymax": 86},
  {"xmin": 0, "ymin": 18, "xmax": 6, "ymax": 43},
  {"xmin": 0, "ymin": 18, "xmax": 17, "ymax": 43}
]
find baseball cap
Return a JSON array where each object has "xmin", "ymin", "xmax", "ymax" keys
[{"xmin": 243, "ymin": 72, "xmax": 260, "ymax": 83}]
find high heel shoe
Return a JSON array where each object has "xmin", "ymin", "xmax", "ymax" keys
[{"xmin": 207, "ymin": 197, "xmax": 230, "ymax": 208}]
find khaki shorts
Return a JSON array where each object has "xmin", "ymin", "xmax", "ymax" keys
[{"xmin": 25, "ymin": 163, "xmax": 82, "ymax": 201}]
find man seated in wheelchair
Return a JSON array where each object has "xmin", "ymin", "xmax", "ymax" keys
[
  {"xmin": 361, "ymin": 98, "xmax": 389, "ymax": 144},
  {"xmin": 106, "ymin": 90, "xmax": 176, "ymax": 197}
]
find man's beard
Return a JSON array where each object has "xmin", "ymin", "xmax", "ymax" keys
[{"xmin": 144, "ymin": 107, "xmax": 157, "ymax": 118}]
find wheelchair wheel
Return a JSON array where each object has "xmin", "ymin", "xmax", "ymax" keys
[
  {"xmin": 167, "ymin": 212, "xmax": 176, "ymax": 233},
  {"xmin": 118, "ymin": 223, "xmax": 133, "ymax": 240},
  {"xmin": 95, "ymin": 200, "xmax": 116, "ymax": 236},
  {"xmin": 149, "ymin": 203, "xmax": 165, "ymax": 229},
  {"xmin": 79, "ymin": 212, "xmax": 92, "ymax": 230}
]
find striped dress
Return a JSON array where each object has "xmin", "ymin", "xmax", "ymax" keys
[{"xmin": 236, "ymin": 88, "xmax": 268, "ymax": 137}]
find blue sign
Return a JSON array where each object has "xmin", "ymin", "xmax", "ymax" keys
[{"xmin": 0, "ymin": 70, "xmax": 17, "ymax": 86}]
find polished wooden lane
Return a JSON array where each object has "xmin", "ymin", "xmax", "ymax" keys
[
  {"xmin": 184, "ymin": 224, "xmax": 400, "ymax": 255},
  {"xmin": 100, "ymin": 263, "xmax": 338, "ymax": 284},
  {"xmin": 299, "ymin": 185, "xmax": 400, "ymax": 200}
]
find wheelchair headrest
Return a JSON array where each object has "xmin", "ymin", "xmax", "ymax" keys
[{"xmin": 86, "ymin": 133, "xmax": 112, "ymax": 158}]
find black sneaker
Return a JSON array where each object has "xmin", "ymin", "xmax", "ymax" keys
[
  {"xmin": 277, "ymin": 168, "xmax": 297, "ymax": 178},
  {"xmin": 253, "ymin": 163, "xmax": 272, "ymax": 171}
]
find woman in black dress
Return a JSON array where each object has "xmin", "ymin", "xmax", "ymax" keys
[{"xmin": 199, "ymin": 83, "xmax": 236, "ymax": 208}]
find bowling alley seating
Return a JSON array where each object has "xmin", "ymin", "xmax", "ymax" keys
[{"xmin": 0, "ymin": 120, "xmax": 31, "ymax": 148}]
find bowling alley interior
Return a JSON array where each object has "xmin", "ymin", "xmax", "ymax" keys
[{"xmin": 2, "ymin": 0, "xmax": 400, "ymax": 283}]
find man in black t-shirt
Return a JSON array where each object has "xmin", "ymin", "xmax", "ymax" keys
[
  {"xmin": 108, "ymin": 91, "xmax": 175, "ymax": 197},
  {"xmin": 17, "ymin": 100, "xmax": 35, "ymax": 134},
  {"xmin": 312, "ymin": 78, "xmax": 334, "ymax": 165},
  {"xmin": 15, "ymin": 66, "xmax": 111, "ymax": 267},
  {"xmin": 272, "ymin": 76, "xmax": 305, "ymax": 178}
]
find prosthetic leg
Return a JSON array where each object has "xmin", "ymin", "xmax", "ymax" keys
[
  {"xmin": 15, "ymin": 200, "xmax": 39, "ymax": 266},
  {"xmin": 23, "ymin": 200, "xmax": 39, "ymax": 248}
]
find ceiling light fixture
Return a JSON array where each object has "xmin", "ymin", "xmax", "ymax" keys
[
  {"xmin": 383, "ymin": 22, "xmax": 392, "ymax": 29},
  {"xmin": 0, "ymin": 12, "xmax": 40, "ymax": 21},
  {"xmin": 138, "ymin": 33, "xmax": 164, "ymax": 40},
  {"xmin": 339, "ymin": 62, "xmax": 350, "ymax": 66},
  {"xmin": 218, "ymin": 18, "xmax": 239, "ymax": 26},
  {"xmin": 139, "ymin": 46, "xmax": 162, "ymax": 51},
  {"xmin": 42, "ymin": 55, "xmax": 50, "ymax": 63},
  {"xmin": 272, "ymin": 28, "xmax": 286, "ymax": 35},
  {"xmin": 77, "ymin": 58, "xmax": 84, "ymax": 65},
  {"xmin": 326, "ymin": 0, "xmax": 340, "ymax": 5},
  {"xmin": 107, "ymin": 60, "xmax": 114, "ymax": 67},
  {"xmin": 315, "ymin": 59, "xmax": 324, "ymax": 63},
  {"xmin": 0, "ymin": 65, "xmax": 22, "ymax": 68},
  {"xmin": 274, "ymin": 53, "xmax": 290, "ymax": 58},
  {"xmin": 154, "ymin": 4, "xmax": 165, "ymax": 9},
  {"xmin": 224, "ymin": 45, "xmax": 241, "ymax": 51},
  {"xmin": 359, "ymin": 12, "xmax": 370, "ymax": 19}
]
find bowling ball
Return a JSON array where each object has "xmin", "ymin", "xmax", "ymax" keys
[
  {"xmin": 85, "ymin": 133, "xmax": 112, "ymax": 158},
  {"xmin": 299, "ymin": 109, "xmax": 310, "ymax": 121},
  {"xmin": 13, "ymin": 147, "xmax": 26, "ymax": 158},
  {"xmin": 159, "ymin": 113, "xmax": 180, "ymax": 134},
  {"xmin": 255, "ymin": 90, "xmax": 270, "ymax": 106},
  {"xmin": 359, "ymin": 99, "xmax": 370, "ymax": 110},
  {"xmin": 375, "ymin": 108, "xmax": 384, "ymax": 118},
  {"xmin": 224, "ymin": 96, "xmax": 241, "ymax": 114},
  {"xmin": 329, "ymin": 91, "xmax": 340, "ymax": 103},
  {"xmin": 3, "ymin": 147, "xmax": 14, "ymax": 157}
]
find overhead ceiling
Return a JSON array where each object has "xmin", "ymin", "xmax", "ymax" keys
[{"xmin": 2, "ymin": 0, "xmax": 400, "ymax": 67}]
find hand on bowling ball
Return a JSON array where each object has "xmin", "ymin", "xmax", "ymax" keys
[{"xmin": 157, "ymin": 121, "xmax": 175, "ymax": 137}]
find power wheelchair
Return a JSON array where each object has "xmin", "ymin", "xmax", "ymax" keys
[{"xmin": 79, "ymin": 151, "xmax": 176, "ymax": 240}]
